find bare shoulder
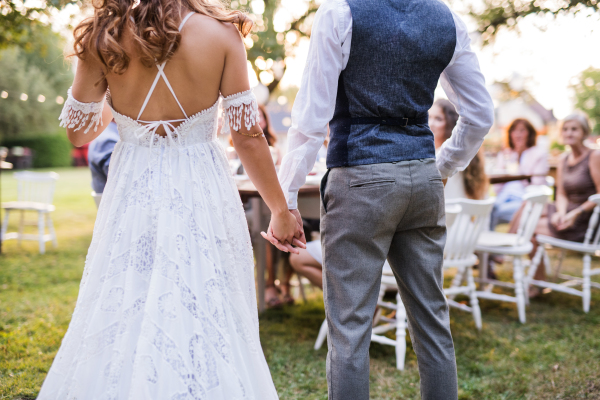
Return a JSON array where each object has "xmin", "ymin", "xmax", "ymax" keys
[{"xmin": 183, "ymin": 13, "xmax": 243, "ymax": 51}]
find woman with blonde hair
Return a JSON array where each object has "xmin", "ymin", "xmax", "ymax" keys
[
  {"xmin": 38, "ymin": 0, "xmax": 305, "ymax": 397},
  {"xmin": 522, "ymin": 113, "xmax": 600, "ymax": 292}
]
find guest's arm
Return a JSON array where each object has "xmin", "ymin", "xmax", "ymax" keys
[{"xmin": 436, "ymin": 10, "xmax": 495, "ymax": 179}]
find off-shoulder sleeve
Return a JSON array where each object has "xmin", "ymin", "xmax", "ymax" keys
[
  {"xmin": 221, "ymin": 89, "xmax": 260, "ymax": 135},
  {"xmin": 58, "ymin": 87, "xmax": 105, "ymax": 134}
]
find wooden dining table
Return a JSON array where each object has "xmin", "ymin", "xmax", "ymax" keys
[
  {"xmin": 237, "ymin": 178, "xmax": 320, "ymax": 312},
  {"xmin": 487, "ymin": 173, "xmax": 532, "ymax": 185}
]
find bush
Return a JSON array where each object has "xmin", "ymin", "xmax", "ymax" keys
[{"xmin": 1, "ymin": 132, "xmax": 72, "ymax": 168}]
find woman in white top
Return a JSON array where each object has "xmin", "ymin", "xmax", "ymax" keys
[
  {"xmin": 38, "ymin": 0, "xmax": 305, "ymax": 398},
  {"xmin": 490, "ymin": 118, "xmax": 549, "ymax": 228}
]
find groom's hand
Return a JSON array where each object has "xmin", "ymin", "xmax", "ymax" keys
[
  {"xmin": 290, "ymin": 209, "xmax": 306, "ymax": 245},
  {"xmin": 261, "ymin": 210, "xmax": 306, "ymax": 253}
]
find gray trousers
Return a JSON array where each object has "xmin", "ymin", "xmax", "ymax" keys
[{"xmin": 320, "ymin": 159, "xmax": 458, "ymax": 400}]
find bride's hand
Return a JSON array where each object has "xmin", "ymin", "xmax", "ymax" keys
[{"xmin": 262, "ymin": 211, "xmax": 306, "ymax": 254}]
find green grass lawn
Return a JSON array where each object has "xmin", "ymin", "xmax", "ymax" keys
[{"xmin": 1, "ymin": 167, "xmax": 599, "ymax": 399}]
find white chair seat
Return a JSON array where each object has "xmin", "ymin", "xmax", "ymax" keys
[
  {"xmin": 536, "ymin": 234, "xmax": 599, "ymax": 255},
  {"xmin": 444, "ymin": 253, "xmax": 479, "ymax": 269},
  {"xmin": 2, "ymin": 201, "xmax": 55, "ymax": 212}
]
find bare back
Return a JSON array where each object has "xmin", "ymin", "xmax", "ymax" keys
[{"xmin": 70, "ymin": 10, "xmax": 251, "ymax": 139}]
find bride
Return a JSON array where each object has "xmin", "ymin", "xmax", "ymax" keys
[{"xmin": 38, "ymin": 0, "xmax": 305, "ymax": 398}]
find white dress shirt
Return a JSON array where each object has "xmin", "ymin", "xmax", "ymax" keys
[{"xmin": 278, "ymin": 0, "xmax": 495, "ymax": 209}]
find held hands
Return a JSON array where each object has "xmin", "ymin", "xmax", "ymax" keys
[{"xmin": 261, "ymin": 209, "xmax": 306, "ymax": 254}]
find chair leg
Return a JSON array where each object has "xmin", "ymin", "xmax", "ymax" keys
[
  {"xmin": 479, "ymin": 252, "xmax": 490, "ymax": 289},
  {"xmin": 448, "ymin": 267, "xmax": 466, "ymax": 300},
  {"xmin": 46, "ymin": 213, "xmax": 58, "ymax": 248},
  {"xmin": 297, "ymin": 273, "xmax": 307, "ymax": 303},
  {"xmin": 513, "ymin": 257, "xmax": 526, "ymax": 323},
  {"xmin": 314, "ymin": 319, "xmax": 328, "ymax": 350},
  {"xmin": 395, "ymin": 292, "xmax": 407, "ymax": 370},
  {"xmin": 547, "ymin": 249, "xmax": 557, "ymax": 278},
  {"xmin": 583, "ymin": 254, "xmax": 591, "ymax": 313},
  {"xmin": 18, "ymin": 210, "xmax": 25, "ymax": 246},
  {"xmin": 37, "ymin": 211, "xmax": 45, "ymax": 254},
  {"xmin": 1, "ymin": 209, "xmax": 9, "ymax": 241},
  {"xmin": 466, "ymin": 266, "xmax": 482, "ymax": 330}
]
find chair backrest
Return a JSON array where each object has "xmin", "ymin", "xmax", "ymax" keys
[
  {"xmin": 14, "ymin": 171, "xmax": 59, "ymax": 205},
  {"xmin": 584, "ymin": 194, "xmax": 600, "ymax": 246},
  {"xmin": 514, "ymin": 186, "xmax": 552, "ymax": 245},
  {"xmin": 445, "ymin": 198, "xmax": 495, "ymax": 263},
  {"xmin": 445, "ymin": 203, "xmax": 462, "ymax": 228}
]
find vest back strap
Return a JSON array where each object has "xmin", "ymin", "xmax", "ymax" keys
[{"xmin": 350, "ymin": 116, "xmax": 428, "ymax": 127}]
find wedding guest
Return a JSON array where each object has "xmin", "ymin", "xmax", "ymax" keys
[
  {"xmin": 491, "ymin": 118, "xmax": 548, "ymax": 228},
  {"xmin": 512, "ymin": 113, "xmax": 600, "ymax": 291},
  {"xmin": 430, "ymin": 98, "xmax": 488, "ymax": 200},
  {"xmin": 88, "ymin": 120, "xmax": 119, "ymax": 194}
]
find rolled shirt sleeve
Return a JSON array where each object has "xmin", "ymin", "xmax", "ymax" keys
[
  {"xmin": 437, "ymin": 10, "xmax": 495, "ymax": 179},
  {"xmin": 277, "ymin": 0, "xmax": 346, "ymax": 209}
]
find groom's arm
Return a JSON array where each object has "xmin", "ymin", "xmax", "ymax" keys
[
  {"xmin": 436, "ymin": 10, "xmax": 495, "ymax": 179},
  {"xmin": 278, "ymin": 0, "xmax": 347, "ymax": 210}
]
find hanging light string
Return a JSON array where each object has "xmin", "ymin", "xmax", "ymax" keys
[{"xmin": 0, "ymin": 90, "xmax": 64, "ymax": 104}]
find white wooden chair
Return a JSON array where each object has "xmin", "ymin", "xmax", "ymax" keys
[
  {"xmin": 313, "ymin": 204, "xmax": 465, "ymax": 370},
  {"xmin": 444, "ymin": 198, "xmax": 495, "ymax": 330},
  {"xmin": 474, "ymin": 186, "xmax": 552, "ymax": 323},
  {"xmin": 527, "ymin": 194, "xmax": 600, "ymax": 312},
  {"xmin": 313, "ymin": 265, "xmax": 409, "ymax": 370},
  {"xmin": 1, "ymin": 171, "xmax": 59, "ymax": 254}
]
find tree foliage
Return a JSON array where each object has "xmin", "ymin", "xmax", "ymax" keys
[
  {"xmin": 469, "ymin": 0, "xmax": 600, "ymax": 43},
  {"xmin": 231, "ymin": 0, "xmax": 319, "ymax": 92},
  {"xmin": 571, "ymin": 68, "xmax": 600, "ymax": 134},
  {"xmin": 0, "ymin": 25, "xmax": 72, "ymax": 137}
]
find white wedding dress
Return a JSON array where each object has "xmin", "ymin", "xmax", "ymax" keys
[{"xmin": 38, "ymin": 13, "xmax": 279, "ymax": 400}]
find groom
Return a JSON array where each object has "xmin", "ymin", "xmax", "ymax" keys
[{"xmin": 274, "ymin": 0, "xmax": 494, "ymax": 398}]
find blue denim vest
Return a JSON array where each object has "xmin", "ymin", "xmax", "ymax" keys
[{"xmin": 327, "ymin": 0, "xmax": 457, "ymax": 168}]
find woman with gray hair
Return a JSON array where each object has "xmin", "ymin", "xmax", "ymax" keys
[{"xmin": 514, "ymin": 112, "xmax": 600, "ymax": 294}]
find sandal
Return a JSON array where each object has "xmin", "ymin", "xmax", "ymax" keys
[
  {"xmin": 265, "ymin": 285, "xmax": 283, "ymax": 309},
  {"xmin": 279, "ymin": 283, "xmax": 295, "ymax": 305}
]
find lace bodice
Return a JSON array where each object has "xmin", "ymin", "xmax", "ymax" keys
[{"xmin": 59, "ymin": 88, "xmax": 259, "ymax": 148}]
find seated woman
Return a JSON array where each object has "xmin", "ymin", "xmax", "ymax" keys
[
  {"xmin": 513, "ymin": 113, "xmax": 600, "ymax": 293},
  {"xmin": 430, "ymin": 98, "xmax": 488, "ymax": 200},
  {"xmin": 491, "ymin": 118, "xmax": 549, "ymax": 229}
]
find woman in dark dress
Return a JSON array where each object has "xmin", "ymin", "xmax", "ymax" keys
[{"xmin": 522, "ymin": 113, "xmax": 600, "ymax": 291}]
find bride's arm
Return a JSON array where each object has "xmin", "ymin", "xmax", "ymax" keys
[
  {"xmin": 221, "ymin": 25, "xmax": 305, "ymax": 251},
  {"xmin": 60, "ymin": 56, "xmax": 113, "ymax": 147}
]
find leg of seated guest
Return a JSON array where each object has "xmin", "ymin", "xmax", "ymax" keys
[{"xmin": 289, "ymin": 249, "xmax": 324, "ymax": 290}]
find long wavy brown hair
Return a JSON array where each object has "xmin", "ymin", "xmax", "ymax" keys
[{"xmin": 73, "ymin": 0, "xmax": 252, "ymax": 76}]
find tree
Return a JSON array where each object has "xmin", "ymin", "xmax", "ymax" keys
[
  {"xmin": 231, "ymin": 0, "xmax": 319, "ymax": 93},
  {"xmin": 0, "ymin": 0, "xmax": 76, "ymax": 49},
  {"xmin": 0, "ymin": 26, "xmax": 72, "ymax": 137},
  {"xmin": 468, "ymin": 0, "xmax": 600, "ymax": 43},
  {"xmin": 571, "ymin": 68, "xmax": 600, "ymax": 135}
]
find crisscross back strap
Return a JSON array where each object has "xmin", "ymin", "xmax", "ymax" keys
[{"xmin": 136, "ymin": 11, "xmax": 195, "ymax": 121}]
